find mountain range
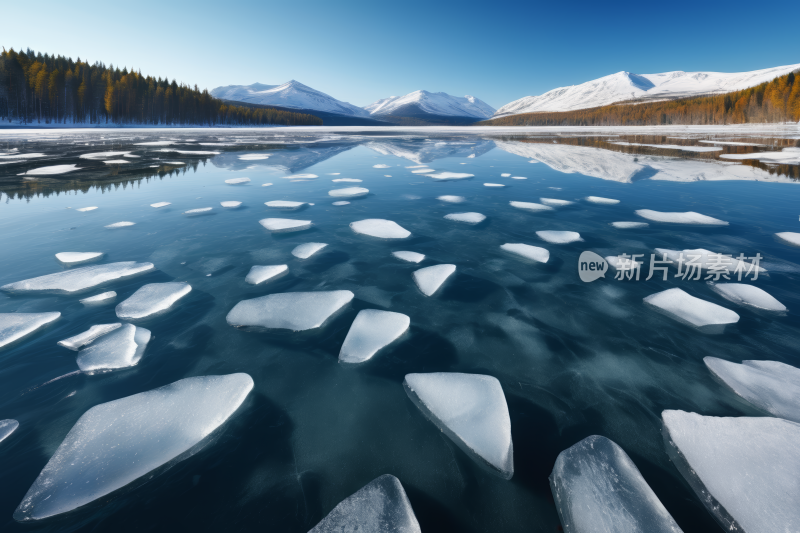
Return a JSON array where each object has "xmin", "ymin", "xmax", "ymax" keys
[{"xmin": 211, "ymin": 62, "xmax": 800, "ymax": 124}]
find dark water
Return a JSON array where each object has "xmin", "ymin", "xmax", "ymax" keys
[{"xmin": 1, "ymin": 129, "xmax": 800, "ymax": 532}]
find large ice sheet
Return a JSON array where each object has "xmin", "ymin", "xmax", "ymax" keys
[
  {"xmin": 339, "ymin": 310, "xmax": 410, "ymax": 364},
  {"xmin": 245, "ymin": 265, "xmax": 288, "ymax": 285},
  {"xmin": 76, "ymin": 323, "xmax": 151, "ymax": 373},
  {"xmin": 259, "ymin": 218, "xmax": 312, "ymax": 232},
  {"xmin": 404, "ymin": 373, "xmax": 513, "ymax": 479},
  {"xmin": 227, "ymin": 291, "xmax": 354, "ymax": 331},
  {"xmin": 635, "ymin": 210, "xmax": 728, "ymax": 225},
  {"xmin": 58, "ymin": 323, "xmax": 122, "ymax": 351},
  {"xmin": 329, "ymin": 187, "xmax": 369, "ymax": 198},
  {"xmin": 550, "ymin": 435, "xmax": 682, "ymax": 533},
  {"xmin": 536, "ymin": 230, "xmax": 582, "ymax": 244},
  {"xmin": 115, "ymin": 282, "xmax": 192, "ymax": 319},
  {"xmin": 662, "ymin": 410, "xmax": 800, "ymax": 533},
  {"xmin": 351, "ymin": 219, "xmax": 411, "ymax": 239},
  {"xmin": 0, "ymin": 312, "xmax": 61, "ymax": 348},
  {"xmin": 510, "ymin": 201, "xmax": 554, "ymax": 212},
  {"xmin": 56, "ymin": 252, "xmax": 103, "ymax": 264},
  {"xmin": 292, "ymin": 243, "xmax": 327, "ymax": 259},
  {"xmin": 501, "ymin": 243, "xmax": 549, "ymax": 263},
  {"xmin": 704, "ymin": 357, "xmax": 800, "ymax": 423},
  {"xmin": 444, "ymin": 212, "xmax": 486, "ymax": 224},
  {"xmin": 0, "ymin": 262, "xmax": 155, "ymax": 294},
  {"xmin": 412, "ymin": 264, "xmax": 456, "ymax": 296},
  {"xmin": 775, "ymin": 232, "xmax": 800, "ymax": 247},
  {"xmin": 644, "ymin": 288, "xmax": 739, "ymax": 333},
  {"xmin": 392, "ymin": 251, "xmax": 425, "ymax": 263},
  {"xmin": 0, "ymin": 419, "xmax": 19, "ymax": 444},
  {"xmin": 13, "ymin": 374, "xmax": 254, "ymax": 521},
  {"xmin": 309, "ymin": 474, "xmax": 421, "ymax": 533},
  {"xmin": 708, "ymin": 283, "xmax": 785, "ymax": 312}
]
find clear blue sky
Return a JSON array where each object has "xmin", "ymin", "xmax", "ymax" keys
[{"xmin": 3, "ymin": 0, "xmax": 799, "ymax": 109}]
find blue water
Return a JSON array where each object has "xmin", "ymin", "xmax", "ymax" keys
[{"xmin": 1, "ymin": 131, "xmax": 799, "ymax": 532}]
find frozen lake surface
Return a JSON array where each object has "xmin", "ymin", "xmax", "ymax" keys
[{"xmin": 0, "ymin": 127, "xmax": 799, "ymax": 532}]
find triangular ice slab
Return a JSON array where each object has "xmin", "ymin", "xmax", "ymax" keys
[
  {"xmin": 226, "ymin": 290, "xmax": 354, "ymax": 331},
  {"xmin": 14, "ymin": 374, "xmax": 253, "ymax": 521},
  {"xmin": 245, "ymin": 265, "xmax": 288, "ymax": 285},
  {"xmin": 1, "ymin": 262, "xmax": 154, "ymax": 294},
  {"xmin": 392, "ymin": 251, "xmax": 425, "ymax": 263},
  {"xmin": 116, "ymin": 282, "xmax": 191, "ymax": 319},
  {"xmin": 644, "ymin": 288, "xmax": 739, "ymax": 333},
  {"xmin": 501, "ymin": 243, "xmax": 549, "ymax": 263},
  {"xmin": 350, "ymin": 219, "xmax": 410, "ymax": 239},
  {"xmin": 339, "ymin": 310, "xmax": 410, "ymax": 364},
  {"xmin": 309, "ymin": 474, "xmax": 421, "ymax": 533},
  {"xmin": 404, "ymin": 372, "xmax": 513, "ymax": 479},
  {"xmin": 292, "ymin": 243, "xmax": 327, "ymax": 259},
  {"xmin": 550, "ymin": 435, "xmax": 682, "ymax": 533},
  {"xmin": 76, "ymin": 323, "xmax": 151, "ymax": 373},
  {"xmin": 0, "ymin": 419, "xmax": 19, "ymax": 444},
  {"xmin": 55, "ymin": 252, "xmax": 103, "ymax": 264},
  {"xmin": 662, "ymin": 410, "xmax": 800, "ymax": 533},
  {"xmin": 0, "ymin": 312, "xmax": 61, "ymax": 349},
  {"xmin": 704, "ymin": 357, "xmax": 800, "ymax": 423},
  {"xmin": 412, "ymin": 264, "xmax": 455, "ymax": 296}
]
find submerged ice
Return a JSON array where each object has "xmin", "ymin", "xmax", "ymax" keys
[
  {"xmin": 116, "ymin": 282, "xmax": 192, "ymax": 319},
  {"xmin": 339, "ymin": 310, "xmax": 410, "ymax": 364},
  {"xmin": 227, "ymin": 291, "xmax": 354, "ymax": 331}
]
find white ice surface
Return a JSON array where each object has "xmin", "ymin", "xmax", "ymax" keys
[
  {"xmin": 80, "ymin": 291, "xmax": 116, "ymax": 304},
  {"xmin": 58, "ymin": 323, "xmax": 122, "ymax": 351},
  {"xmin": 20, "ymin": 164, "xmax": 79, "ymax": 176},
  {"xmin": 404, "ymin": 372, "xmax": 513, "ymax": 479},
  {"xmin": 438, "ymin": 195, "xmax": 465, "ymax": 203},
  {"xmin": 184, "ymin": 208, "xmax": 212, "ymax": 215},
  {"xmin": 365, "ymin": 89, "xmax": 495, "ymax": 119},
  {"xmin": 392, "ymin": 251, "xmax": 425, "ymax": 263},
  {"xmin": 332, "ymin": 201, "xmax": 350, "ymax": 206},
  {"xmin": 238, "ymin": 154, "xmax": 270, "ymax": 160},
  {"xmin": 411, "ymin": 168, "xmax": 435, "ymax": 174},
  {"xmin": 350, "ymin": 219, "xmax": 410, "ymax": 239},
  {"xmin": 611, "ymin": 142, "xmax": 723, "ymax": 152},
  {"xmin": 76, "ymin": 207, "xmax": 97, "ymax": 212},
  {"xmin": 220, "ymin": 201, "xmax": 242, "ymax": 208},
  {"xmin": 13, "ymin": 374, "xmax": 253, "ymax": 521},
  {"xmin": 709, "ymin": 283, "xmax": 785, "ymax": 311},
  {"xmin": 427, "ymin": 172, "xmax": 474, "ymax": 181},
  {"xmin": 644, "ymin": 288, "xmax": 739, "ymax": 332},
  {"xmin": 635, "ymin": 210, "xmax": 728, "ymax": 225},
  {"xmin": 332, "ymin": 178, "xmax": 362, "ymax": 182},
  {"xmin": 224, "ymin": 178, "xmax": 250, "ymax": 184},
  {"xmin": 536, "ymin": 231, "xmax": 582, "ymax": 244},
  {"xmin": 540, "ymin": 198, "xmax": 574, "ymax": 207},
  {"xmin": 484, "ymin": 183, "xmax": 505, "ymax": 187},
  {"xmin": 245, "ymin": 265, "xmax": 288, "ymax": 285},
  {"xmin": 292, "ymin": 243, "xmax": 328, "ymax": 259},
  {"xmin": 329, "ymin": 187, "xmax": 369, "ymax": 198},
  {"xmin": 444, "ymin": 212, "xmax": 486, "ymax": 224},
  {"xmin": 0, "ymin": 312, "xmax": 61, "ymax": 349},
  {"xmin": 211, "ymin": 80, "xmax": 370, "ymax": 117},
  {"xmin": 339, "ymin": 310, "xmax": 410, "ymax": 363},
  {"xmin": 510, "ymin": 201, "xmax": 554, "ymax": 212},
  {"xmin": 0, "ymin": 419, "xmax": 19, "ymax": 443},
  {"xmin": 150, "ymin": 202, "xmax": 171, "ymax": 208},
  {"xmin": 775, "ymin": 232, "xmax": 800, "ymax": 247},
  {"xmin": 501, "ymin": 243, "xmax": 550, "ymax": 263},
  {"xmin": 282, "ymin": 173, "xmax": 318, "ymax": 179},
  {"xmin": 586, "ymin": 196, "xmax": 620, "ymax": 205},
  {"xmin": 227, "ymin": 291, "xmax": 354, "ymax": 331},
  {"xmin": 76, "ymin": 323, "xmax": 151, "ymax": 373},
  {"xmin": 373, "ymin": 164, "xmax": 390, "ymax": 168},
  {"xmin": 1, "ymin": 262, "xmax": 154, "ymax": 293},
  {"xmin": 56, "ymin": 252, "xmax": 103, "ymax": 264},
  {"xmin": 412, "ymin": 264, "xmax": 456, "ymax": 296},
  {"xmin": 265, "ymin": 200, "xmax": 306, "ymax": 209},
  {"xmin": 611, "ymin": 221, "xmax": 649, "ymax": 229},
  {"xmin": 115, "ymin": 282, "xmax": 192, "ymax": 319},
  {"xmin": 105, "ymin": 222, "xmax": 135, "ymax": 228},
  {"xmin": 259, "ymin": 218, "xmax": 312, "ymax": 232}
]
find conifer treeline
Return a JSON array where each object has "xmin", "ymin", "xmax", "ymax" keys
[
  {"xmin": 480, "ymin": 70, "xmax": 800, "ymax": 126},
  {"xmin": 0, "ymin": 48, "xmax": 322, "ymax": 126}
]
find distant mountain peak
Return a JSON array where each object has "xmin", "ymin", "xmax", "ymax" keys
[
  {"xmin": 364, "ymin": 90, "xmax": 495, "ymax": 120},
  {"xmin": 210, "ymin": 81, "xmax": 369, "ymax": 117}
]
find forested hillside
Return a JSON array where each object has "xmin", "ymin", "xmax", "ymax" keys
[
  {"xmin": 0, "ymin": 48, "xmax": 322, "ymax": 126},
  {"xmin": 480, "ymin": 70, "xmax": 800, "ymax": 126}
]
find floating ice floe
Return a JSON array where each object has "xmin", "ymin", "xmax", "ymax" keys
[
  {"xmin": 0, "ymin": 312, "xmax": 61, "ymax": 349},
  {"xmin": 339, "ymin": 310, "xmax": 410, "ymax": 364},
  {"xmin": 586, "ymin": 196, "xmax": 620, "ymax": 205},
  {"xmin": 501, "ymin": 173, "xmax": 511, "ymax": 177},
  {"xmin": 282, "ymin": 173, "xmax": 318, "ymax": 179},
  {"xmin": 549, "ymin": 187, "xmax": 562, "ymax": 190},
  {"xmin": 392, "ymin": 251, "xmax": 425, "ymax": 263},
  {"xmin": 184, "ymin": 207, "xmax": 213, "ymax": 215},
  {"xmin": 511, "ymin": 176, "xmax": 527, "ymax": 180},
  {"xmin": 404, "ymin": 372, "xmax": 513, "ymax": 479},
  {"xmin": 350, "ymin": 219, "xmax": 410, "ymax": 239},
  {"xmin": 150, "ymin": 202, "xmax": 171, "ymax": 208},
  {"xmin": 13, "ymin": 373, "xmax": 254, "ymax": 521},
  {"xmin": 159, "ymin": 149, "xmax": 219, "ymax": 155},
  {"xmin": 550, "ymin": 435, "xmax": 682, "ymax": 533},
  {"xmin": 105, "ymin": 221, "xmax": 135, "ymax": 228},
  {"xmin": 373, "ymin": 164, "xmax": 390, "ymax": 168},
  {"xmin": 75, "ymin": 323, "xmax": 151, "ymax": 372},
  {"xmin": 238, "ymin": 154, "xmax": 270, "ymax": 160},
  {"xmin": 245, "ymin": 265, "xmax": 288, "ymax": 285},
  {"xmin": 644, "ymin": 288, "xmax": 739, "ymax": 333},
  {"xmin": 79, "ymin": 151, "xmax": 132, "ymax": 160},
  {"xmin": 411, "ymin": 168, "xmax": 435, "ymax": 174},
  {"xmin": 80, "ymin": 291, "xmax": 116, "ymax": 304},
  {"xmin": 292, "ymin": 243, "xmax": 328, "ymax": 259},
  {"xmin": 164, "ymin": 161, "xmax": 185, "ymax": 165},
  {"xmin": 329, "ymin": 187, "xmax": 369, "ymax": 198},
  {"xmin": 56, "ymin": 252, "xmax": 103, "ymax": 264},
  {"xmin": 719, "ymin": 147, "xmax": 800, "ymax": 165},
  {"xmin": 654, "ymin": 248, "xmax": 765, "ymax": 275},
  {"xmin": 540, "ymin": 198, "xmax": 574, "ymax": 207},
  {"xmin": 58, "ymin": 323, "xmax": 122, "ymax": 350},
  {"xmin": 0, "ymin": 419, "xmax": 19, "ymax": 444},
  {"xmin": 708, "ymin": 283, "xmax": 785, "ymax": 312},
  {"xmin": 332, "ymin": 201, "xmax": 350, "ymax": 206},
  {"xmin": 536, "ymin": 230, "xmax": 582, "ymax": 244},
  {"xmin": 18, "ymin": 164, "xmax": 80, "ymax": 176},
  {"xmin": 224, "ymin": 178, "xmax": 250, "ymax": 185},
  {"xmin": 698, "ymin": 140, "xmax": 766, "ymax": 147},
  {"xmin": 259, "ymin": 218, "xmax": 312, "ymax": 232},
  {"xmin": 444, "ymin": 212, "xmax": 486, "ymax": 224},
  {"xmin": 775, "ymin": 232, "xmax": 800, "ymax": 247},
  {"xmin": 332, "ymin": 178, "xmax": 362, "ymax": 182},
  {"xmin": 427, "ymin": 172, "xmax": 474, "ymax": 181},
  {"xmin": 438, "ymin": 195, "xmax": 465, "ymax": 203},
  {"xmin": 0, "ymin": 151, "xmax": 44, "ymax": 159},
  {"xmin": 135, "ymin": 141, "xmax": 174, "ymax": 146},
  {"xmin": 635, "ymin": 210, "xmax": 728, "ymax": 225},
  {"xmin": 227, "ymin": 290, "xmax": 354, "ymax": 331},
  {"xmin": 704, "ymin": 357, "xmax": 800, "ymax": 422},
  {"xmin": 611, "ymin": 221, "xmax": 648, "ymax": 229},
  {"xmin": 116, "ymin": 282, "xmax": 192, "ymax": 320},
  {"xmin": 412, "ymin": 264, "xmax": 455, "ymax": 296},
  {"xmin": 308, "ymin": 475, "xmax": 421, "ymax": 533},
  {"xmin": 510, "ymin": 201, "xmax": 554, "ymax": 212},
  {"xmin": 662, "ymin": 410, "xmax": 800, "ymax": 533},
  {"xmin": 103, "ymin": 160, "xmax": 130, "ymax": 165},
  {"xmin": 406, "ymin": 165, "xmax": 427, "ymax": 168},
  {"xmin": 76, "ymin": 207, "xmax": 97, "ymax": 212},
  {"xmin": 1, "ymin": 262, "xmax": 154, "ymax": 294},
  {"xmin": 265, "ymin": 200, "xmax": 306, "ymax": 209},
  {"xmin": 484, "ymin": 183, "xmax": 505, "ymax": 187},
  {"xmin": 262, "ymin": 183, "xmax": 272, "ymax": 187},
  {"xmin": 501, "ymin": 243, "xmax": 549, "ymax": 263},
  {"xmin": 610, "ymin": 141, "xmax": 723, "ymax": 152},
  {"xmin": 220, "ymin": 201, "xmax": 242, "ymax": 208}
]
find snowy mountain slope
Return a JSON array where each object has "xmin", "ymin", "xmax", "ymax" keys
[
  {"xmin": 493, "ymin": 63, "xmax": 800, "ymax": 117},
  {"xmin": 365, "ymin": 90, "xmax": 495, "ymax": 119},
  {"xmin": 210, "ymin": 81, "xmax": 370, "ymax": 117}
]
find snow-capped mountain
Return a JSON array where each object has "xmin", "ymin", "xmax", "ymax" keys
[
  {"xmin": 365, "ymin": 90, "xmax": 495, "ymax": 120},
  {"xmin": 211, "ymin": 81, "xmax": 370, "ymax": 117},
  {"xmin": 494, "ymin": 63, "xmax": 800, "ymax": 117}
]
